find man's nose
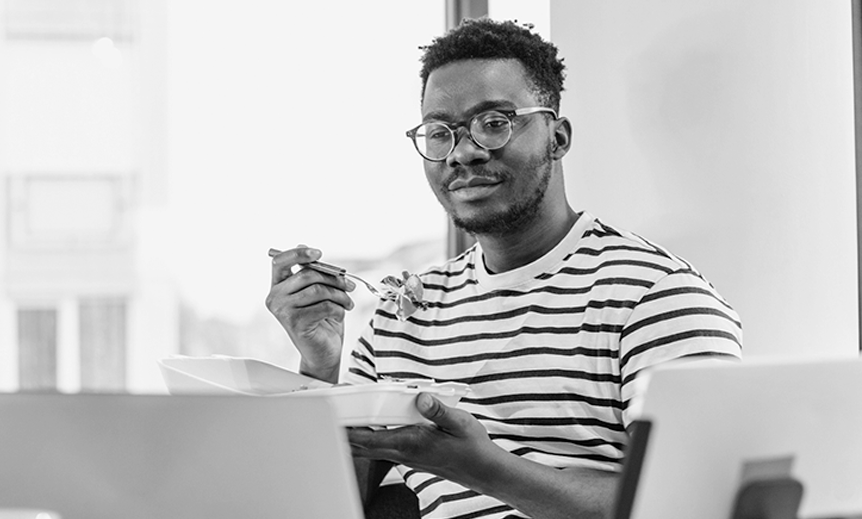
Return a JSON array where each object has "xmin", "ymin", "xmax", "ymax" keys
[{"xmin": 446, "ymin": 127, "xmax": 491, "ymax": 167}]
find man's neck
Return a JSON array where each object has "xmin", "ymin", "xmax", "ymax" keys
[{"xmin": 477, "ymin": 204, "xmax": 580, "ymax": 274}]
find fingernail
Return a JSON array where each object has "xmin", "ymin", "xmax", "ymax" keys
[
  {"xmin": 345, "ymin": 279, "xmax": 356, "ymax": 291},
  {"xmin": 417, "ymin": 392, "xmax": 433, "ymax": 412}
]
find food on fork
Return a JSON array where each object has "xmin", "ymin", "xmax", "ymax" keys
[
  {"xmin": 380, "ymin": 271, "xmax": 428, "ymax": 321},
  {"xmin": 268, "ymin": 249, "xmax": 427, "ymax": 320}
]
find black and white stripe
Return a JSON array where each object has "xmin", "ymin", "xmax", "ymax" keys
[{"xmin": 345, "ymin": 213, "xmax": 743, "ymax": 519}]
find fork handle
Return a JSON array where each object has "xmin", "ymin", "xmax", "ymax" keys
[
  {"xmin": 305, "ymin": 261, "xmax": 347, "ymax": 277},
  {"xmin": 305, "ymin": 261, "xmax": 386, "ymax": 300}
]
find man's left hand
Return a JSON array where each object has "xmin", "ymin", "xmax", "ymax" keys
[{"xmin": 347, "ymin": 393, "xmax": 500, "ymax": 487}]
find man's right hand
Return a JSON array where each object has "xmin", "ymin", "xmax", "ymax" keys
[{"xmin": 266, "ymin": 246, "xmax": 356, "ymax": 384}]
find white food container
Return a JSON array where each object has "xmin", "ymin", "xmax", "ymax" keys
[
  {"xmin": 158, "ymin": 355, "xmax": 470, "ymax": 427},
  {"xmin": 292, "ymin": 379, "xmax": 470, "ymax": 427},
  {"xmin": 158, "ymin": 355, "xmax": 329, "ymax": 395}
]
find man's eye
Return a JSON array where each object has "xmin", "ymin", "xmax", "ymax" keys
[
  {"xmin": 477, "ymin": 115, "xmax": 509, "ymax": 131},
  {"xmin": 425, "ymin": 126, "xmax": 451, "ymax": 141}
]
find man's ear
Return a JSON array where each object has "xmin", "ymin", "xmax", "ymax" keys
[{"xmin": 551, "ymin": 117, "xmax": 572, "ymax": 160}]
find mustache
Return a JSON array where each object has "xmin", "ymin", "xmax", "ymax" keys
[{"xmin": 443, "ymin": 166, "xmax": 508, "ymax": 187}]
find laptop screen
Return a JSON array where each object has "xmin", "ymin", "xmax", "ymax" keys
[
  {"xmin": 612, "ymin": 419, "xmax": 652, "ymax": 519},
  {"xmin": 621, "ymin": 358, "xmax": 862, "ymax": 519},
  {"xmin": 0, "ymin": 393, "xmax": 365, "ymax": 519}
]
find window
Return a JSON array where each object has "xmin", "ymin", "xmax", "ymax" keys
[
  {"xmin": 3, "ymin": 0, "xmax": 135, "ymax": 42},
  {"xmin": 0, "ymin": 0, "xmax": 448, "ymax": 393},
  {"xmin": 79, "ymin": 298, "xmax": 127, "ymax": 391},
  {"xmin": 17, "ymin": 308, "xmax": 58, "ymax": 391}
]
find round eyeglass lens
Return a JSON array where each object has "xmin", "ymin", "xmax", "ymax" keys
[
  {"xmin": 470, "ymin": 111, "xmax": 513, "ymax": 149},
  {"xmin": 414, "ymin": 122, "xmax": 454, "ymax": 160}
]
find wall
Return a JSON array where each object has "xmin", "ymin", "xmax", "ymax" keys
[{"xmin": 552, "ymin": 0, "xmax": 858, "ymax": 358}]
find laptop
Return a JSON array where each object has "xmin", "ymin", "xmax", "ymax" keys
[
  {"xmin": 613, "ymin": 357, "xmax": 862, "ymax": 519},
  {"xmin": 0, "ymin": 393, "xmax": 365, "ymax": 519}
]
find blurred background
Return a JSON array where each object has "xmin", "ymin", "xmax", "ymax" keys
[
  {"xmin": 0, "ymin": 0, "xmax": 858, "ymax": 395},
  {"xmin": 0, "ymin": 0, "xmax": 550, "ymax": 393}
]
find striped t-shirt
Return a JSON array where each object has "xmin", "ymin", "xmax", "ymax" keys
[{"xmin": 344, "ymin": 212, "xmax": 743, "ymax": 519}]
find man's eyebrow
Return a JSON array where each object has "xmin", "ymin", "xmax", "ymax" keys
[
  {"xmin": 422, "ymin": 110, "xmax": 451, "ymax": 122},
  {"xmin": 422, "ymin": 99, "xmax": 519, "ymax": 123},
  {"xmin": 469, "ymin": 99, "xmax": 518, "ymax": 114}
]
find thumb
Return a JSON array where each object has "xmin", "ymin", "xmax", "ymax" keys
[{"xmin": 416, "ymin": 392, "xmax": 452, "ymax": 426}]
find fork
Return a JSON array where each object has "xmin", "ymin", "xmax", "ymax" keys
[
  {"xmin": 304, "ymin": 260, "xmax": 391, "ymax": 300},
  {"xmin": 268, "ymin": 249, "xmax": 389, "ymax": 301}
]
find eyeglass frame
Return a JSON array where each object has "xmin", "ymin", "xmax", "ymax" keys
[{"xmin": 405, "ymin": 106, "xmax": 558, "ymax": 162}]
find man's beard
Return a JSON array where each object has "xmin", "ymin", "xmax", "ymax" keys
[{"xmin": 449, "ymin": 146, "xmax": 553, "ymax": 237}]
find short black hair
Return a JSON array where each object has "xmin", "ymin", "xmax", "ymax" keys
[{"xmin": 419, "ymin": 18, "xmax": 566, "ymax": 111}]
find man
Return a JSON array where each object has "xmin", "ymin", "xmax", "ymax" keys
[{"xmin": 267, "ymin": 18, "xmax": 742, "ymax": 519}]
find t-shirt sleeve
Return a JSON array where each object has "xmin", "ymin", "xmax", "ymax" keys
[
  {"xmin": 619, "ymin": 270, "xmax": 743, "ymax": 426},
  {"xmin": 340, "ymin": 318, "xmax": 379, "ymax": 385}
]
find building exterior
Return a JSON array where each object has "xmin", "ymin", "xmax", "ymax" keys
[{"xmin": 0, "ymin": 0, "xmax": 177, "ymax": 393}]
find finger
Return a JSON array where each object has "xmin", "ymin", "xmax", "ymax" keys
[
  {"xmin": 416, "ymin": 393, "xmax": 459, "ymax": 430},
  {"xmin": 290, "ymin": 281, "xmax": 355, "ymax": 312},
  {"xmin": 347, "ymin": 427, "xmax": 376, "ymax": 450},
  {"xmin": 267, "ymin": 243, "xmax": 310, "ymax": 257},
  {"xmin": 293, "ymin": 263, "xmax": 356, "ymax": 297},
  {"xmin": 269, "ymin": 246, "xmax": 322, "ymax": 286},
  {"xmin": 347, "ymin": 428, "xmax": 401, "ymax": 460},
  {"xmin": 265, "ymin": 286, "xmax": 351, "ymax": 334},
  {"xmin": 267, "ymin": 268, "xmax": 355, "ymax": 313},
  {"xmin": 297, "ymin": 298, "xmax": 350, "ymax": 324}
]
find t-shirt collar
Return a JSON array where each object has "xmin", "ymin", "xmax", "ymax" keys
[{"xmin": 474, "ymin": 211, "xmax": 594, "ymax": 290}]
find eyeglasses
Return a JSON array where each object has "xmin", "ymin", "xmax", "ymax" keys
[{"xmin": 405, "ymin": 106, "xmax": 557, "ymax": 162}]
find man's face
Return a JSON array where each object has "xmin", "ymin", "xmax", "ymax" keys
[{"xmin": 421, "ymin": 59, "xmax": 556, "ymax": 236}]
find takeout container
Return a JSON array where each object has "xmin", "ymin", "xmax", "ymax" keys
[
  {"xmin": 158, "ymin": 355, "xmax": 470, "ymax": 427},
  {"xmin": 158, "ymin": 355, "xmax": 329, "ymax": 396},
  {"xmin": 292, "ymin": 379, "xmax": 470, "ymax": 427}
]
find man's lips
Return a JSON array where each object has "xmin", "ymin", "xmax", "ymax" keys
[
  {"xmin": 447, "ymin": 176, "xmax": 502, "ymax": 191},
  {"xmin": 446, "ymin": 176, "xmax": 504, "ymax": 202}
]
